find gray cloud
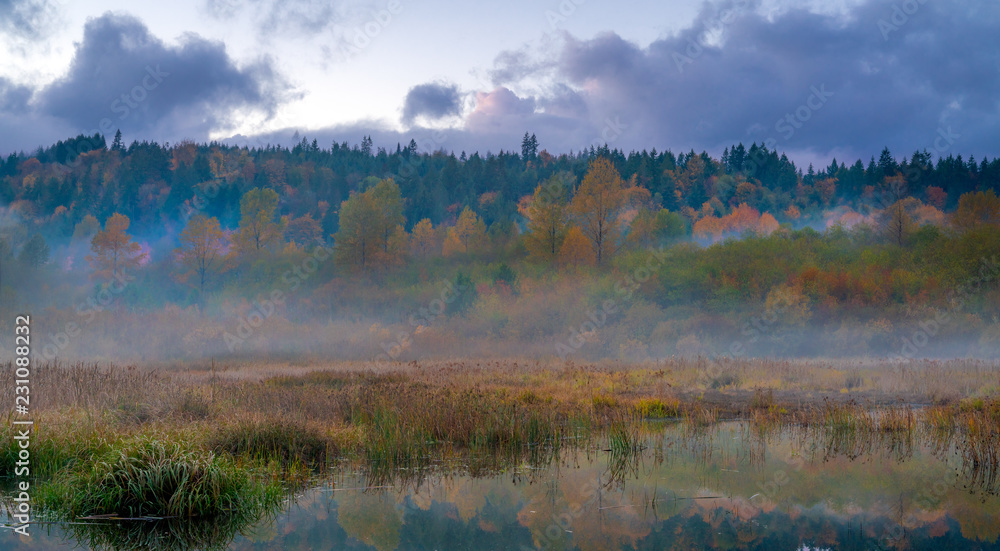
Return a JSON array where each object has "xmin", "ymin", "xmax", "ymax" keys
[
  {"xmin": 35, "ymin": 12, "xmax": 292, "ymax": 142},
  {"xmin": 471, "ymin": 0, "xmax": 1000, "ymax": 162},
  {"xmin": 0, "ymin": 0, "xmax": 58, "ymax": 39},
  {"xmin": 205, "ymin": 0, "xmax": 338, "ymax": 36},
  {"xmin": 402, "ymin": 82, "xmax": 463, "ymax": 125},
  {"xmin": 0, "ymin": 78, "xmax": 32, "ymax": 114}
]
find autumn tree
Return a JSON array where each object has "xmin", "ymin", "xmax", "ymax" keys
[
  {"xmin": 236, "ymin": 187, "xmax": 283, "ymax": 254},
  {"xmin": 558, "ymin": 225, "xmax": 596, "ymax": 266},
  {"xmin": 952, "ymin": 190, "xmax": 1000, "ymax": 233},
  {"xmin": 87, "ymin": 213, "xmax": 146, "ymax": 278},
  {"xmin": 443, "ymin": 206, "xmax": 487, "ymax": 256},
  {"xmin": 570, "ymin": 157, "xmax": 649, "ymax": 265},
  {"xmin": 176, "ymin": 214, "xmax": 228, "ymax": 293},
  {"xmin": 410, "ymin": 218, "xmax": 438, "ymax": 257},
  {"xmin": 72, "ymin": 214, "xmax": 101, "ymax": 243},
  {"xmin": 283, "ymin": 214, "xmax": 323, "ymax": 247},
  {"xmin": 629, "ymin": 208, "xmax": 686, "ymax": 247},
  {"xmin": 334, "ymin": 178, "xmax": 406, "ymax": 269},
  {"xmin": 520, "ymin": 173, "xmax": 571, "ymax": 261},
  {"xmin": 879, "ymin": 197, "xmax": 920, "ymax": 246},
  {"xmin": 369, "ymin": 178, "xmax": 406, "ymax": 255}
]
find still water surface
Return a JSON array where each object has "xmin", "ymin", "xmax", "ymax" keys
[{"xmin": 4, "ymin": 422, "xmax": 998, "ymax": 550}]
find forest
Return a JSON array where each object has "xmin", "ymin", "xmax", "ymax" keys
[{"xmin": 1, "ymin": 131, "xmax": 999, "ymax": 361}]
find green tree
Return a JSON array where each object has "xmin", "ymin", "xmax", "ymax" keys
[{"xmin": 18, "ymin": 234, "xmax": 50, "ymax": 268}]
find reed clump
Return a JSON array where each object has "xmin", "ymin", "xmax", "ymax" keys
[
  {"xmin": 634, "ymin": 397, "xmax": 681, "ymax": 419},
  {"xmin": 38, "ymin": 435, "xmax": 283, "ymax": 519},
  {"xmin": 208, "ymin": 417, "xmax": 333, "ymax": 469}
]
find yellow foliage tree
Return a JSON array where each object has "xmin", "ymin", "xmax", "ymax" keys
[
  {"xmin": 176, "ymin": 214, "xmax": 228, "ymax": 293},
  {"xmin": 952, "ymin": 189, "xmax": 1000, "ymax": 232},
  {"xmin": 443, "ymin": 206, "xmax": 486, "ymax": 256},
  {"xmin": 521, "ymin": 175, "xmax": 570, "ymax": 261},
  {"xmin": 334, "ymin": 178, "xmax": 406, "ymax": 269},
  {"xmin": 410, "ymin": 218, "xmax": 438, "ymax": 257},
  {"xmin": 558, "ymin": 225, "xmax": 596, "ymax": 266},
  {"xmin": 236, "ymin": 187, "xmax": 283, "ymax": 254}
]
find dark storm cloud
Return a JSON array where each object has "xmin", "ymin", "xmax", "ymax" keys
[
  {"xmin": 474, "ymin": 0, "xmax": 1000, "ymax": 162},
  {"xmin": 402, "ymin": 82, "xmax": 463, "ymax": 125},
  {"xmin": 36, "ymin": 12, "xmax": 292, "ymax": 142},
  {"xmin": 0, "ymin": 78, "xmax": 32, "ymax": 114}
]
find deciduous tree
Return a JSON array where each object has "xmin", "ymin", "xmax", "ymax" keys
[
  {"xmin": 87, "ymin": 213, "xmax": 146, "ymax": 278},
  {"xmin": 334, "ymin": 178, "xmax": 406, "ymax": 269},
  {"xmin": 410, "ymin": 218, "xmax": 438, "ymax": 257},
  {"xmin": 176, "ymin": 214, "xmax": 228, "ymax": 293},
  {"xmin": 443, "ymin": 206, "xmax": 486, "ymax": 256},
  {"xmin": 521, "ymin": 174, "xmax": 570, "ymax": 260},
  {"xmin": 570, "ymin": 157, "xmax": 649, "ymax": 265},
  {"xmin": 952, "ymin": 190, "xmax": 1000, "ymax": 232},
  {"xmin": 236, "ymin": 187, "xmax": 283, "ymax": 254}
]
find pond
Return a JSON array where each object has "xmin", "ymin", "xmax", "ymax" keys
[{"xmin": 4, "ymin": 421, "xmax": 998, "ymax": 550}]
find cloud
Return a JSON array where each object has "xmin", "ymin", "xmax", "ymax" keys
[
  {"xmin": 470, "ymin": 0, "xmax": 1000, "ymax": 163},
  {"xmin": 35, "ymin": 12, "xmax": 293, "ymax": 142},
  {"xmin": 0, "ymin": 0, "xmax": 58, "ymax": 39},
  {"xmin": 205, "ymin": 0, "xmax": 338, "ymax": 36},
  {"xmin": 401, "ymin": 82, "xmax": 463, "ymax": 125},
  {"xmin": 0, "ymin": 78, "xmax": 32, "ymax": 114}
]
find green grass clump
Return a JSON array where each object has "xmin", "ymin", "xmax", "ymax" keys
[
  {"xmin": 38, "ymin": 436, "xmax": 282, "ymax": 519},
  {"xmin": 634, "ymin": 397, "xmax": 680, "ymax": 418}
]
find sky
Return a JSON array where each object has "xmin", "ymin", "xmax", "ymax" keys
[{"xmin": 0, "ymin": 0, "xmax": 998, "ymax": 168}]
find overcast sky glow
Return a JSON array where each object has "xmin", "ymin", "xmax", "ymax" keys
[{"xmin": 1, "ymin": 0, "xmax": 998, "ymax": 167}]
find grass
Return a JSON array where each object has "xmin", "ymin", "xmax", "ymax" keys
[
  {"xmin": 2, "ymin": 357, "xmax": 999, "ymax": 523},
  {"xmin": 37, "ymin": 435, "xmax": 283, "ymax": 519}
]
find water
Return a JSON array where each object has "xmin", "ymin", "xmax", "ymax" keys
[{"xmin": 4, "ymin": 422, "xmax": 998, "ymax": 550}]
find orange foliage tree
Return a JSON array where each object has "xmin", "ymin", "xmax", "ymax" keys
[
  {"xmin": 87, "ymin": 213, "xmax": 147, "ymax": 278},
  {"xmin": 570, "ymin": 157, "xmax": 649, "ymax": 265}
]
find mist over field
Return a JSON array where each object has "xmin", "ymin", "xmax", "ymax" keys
[{"xmin": 0, "ymin": 135, "xmax": 998, "ymax": 364}]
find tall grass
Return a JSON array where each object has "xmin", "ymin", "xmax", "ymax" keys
[{"xmin": 37, "ymin": 436, "xmax": 283, "ymax": 519}]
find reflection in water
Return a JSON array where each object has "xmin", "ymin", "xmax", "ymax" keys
[{"xmin": 4, "ymin": 421, "xmax": 999, "ymax": 550}]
